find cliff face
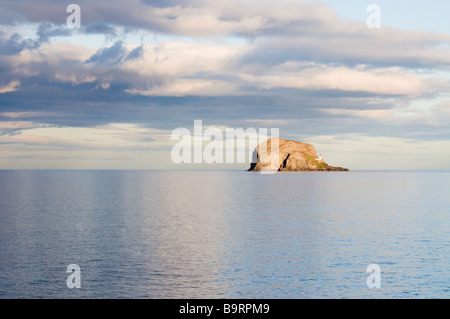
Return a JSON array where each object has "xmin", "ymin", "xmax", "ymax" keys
[{"xmin": 247, "ymin": 137, "xmax": 348, "ymax": 172}]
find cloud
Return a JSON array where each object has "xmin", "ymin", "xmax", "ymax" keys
[
  {"xmin": 0, "ymin": 111, "xmax": 55, "ymax": 118},
  {"xmin": 0, "ymin": 31, "xmax": 34, "ymax": 55},
  {"xmin": 435, "ymin": 101, "xmax": 450, "ymax": 117},
  {"xmin": 36, "ymin": 22, "xmax": 72, "ymax": 43},
  {"xmin": 0, "ymin": 120, "xmax": 37, "ymax": 131},
  {"xmin": 85, "ymin": 41, "xmax": 145, "ymax": 66},
  {"xmin": 0, "ymin": 22, "xmax": 73, "ymax": 57},
  {"xmin": 124, "ymin": 44, "xmax": 144, "ymax": 61},
  {"xmin": 84, "ymin": 23, "xmax": 117, "ymax": 36},
  {"xmin": 245, "ymin": 119, "xmax": 288, "ymax": 126},
  {"xmin": 304, "ymin": 133, "xmax": 450, "ymax": 170},
  {"xmin": 0, "ymin": 0, "xmax": 336, "ymax": 37},
  {"xmin": 1, "ymin": 0, "xmax": 450, "ymax": 169},
  {"xmin": 0, "ymin": 80, "xmax": 20, "ymax": 93},
  {"xmin": 85, "ymin": 40, "xmax": 128, "ymax": 66},
  {"xmin": 320, "ymin": 108, "xmax": 395, "ymax": 120},
  {"xmin": 241, "ymin": 66, "xmax": 428, "ymax": 96},
  {"xmin": 126, "ymin": 78, "xmax": 237, "ymax": 96},
  {"xmin": 0, "ymin": 121, "xmax": 173, "ymax": 150}
]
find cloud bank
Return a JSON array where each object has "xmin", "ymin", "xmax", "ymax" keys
[{"xmin": 1, "ymin": 0, "xmax": 450, "ymax": 169}]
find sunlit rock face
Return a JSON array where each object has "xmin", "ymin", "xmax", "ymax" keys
[{"xmin": 247, "ymin": 137, "xmax": 349, "ymax": 172}]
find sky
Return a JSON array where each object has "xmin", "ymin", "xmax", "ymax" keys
[{"xmin": 1, "ymin": 0, "xmax": 450, "ymax": 170}]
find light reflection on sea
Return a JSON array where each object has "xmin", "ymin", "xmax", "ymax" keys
[{"xmin": 0, "ymin": 170, "xmax": 449, "ymax": 298}]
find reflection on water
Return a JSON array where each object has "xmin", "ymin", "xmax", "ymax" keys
[{"xmin": 0, "ymin": 170, "xmax": 449, "ymax": 298}]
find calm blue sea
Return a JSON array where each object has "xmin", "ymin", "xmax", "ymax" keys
[{"xmin": 0, "ymin": 170, "xmax": 449, "ymax": 298}]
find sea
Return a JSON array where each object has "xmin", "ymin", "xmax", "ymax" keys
[{"xmin": 0, "ymin": 170, "xmax": 449, "ymax": 299}]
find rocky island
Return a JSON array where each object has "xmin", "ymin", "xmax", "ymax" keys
[{"xmin": 247, "ymin": 137, "xmax": 348, "ymax": 172}]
